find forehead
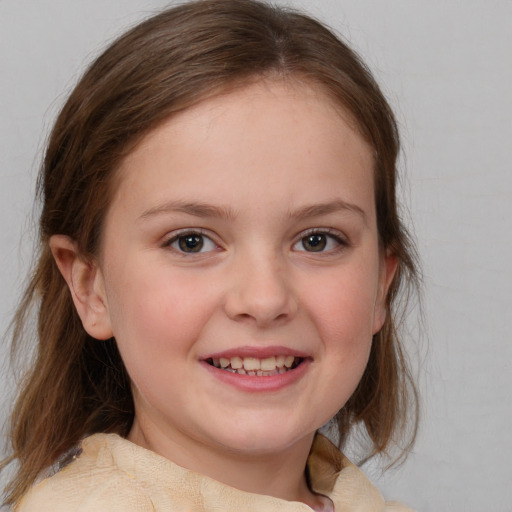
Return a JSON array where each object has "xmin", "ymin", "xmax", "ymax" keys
[
  {"xmin": 108, "ymin": 79, "xmax": 375, "ymax": 223},
  {"xmin": 120, "ymin": 77, "xmax": 368, "ymax": 164}
]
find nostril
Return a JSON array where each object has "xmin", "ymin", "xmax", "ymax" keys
[{"xmin": 222, "ymin": 274, "xmax": 298, "ymax": 326}]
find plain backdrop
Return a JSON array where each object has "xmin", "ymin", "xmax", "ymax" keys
[{"xmin": 1, "ymin": 1, "xmax": 511, "ymax": 511}]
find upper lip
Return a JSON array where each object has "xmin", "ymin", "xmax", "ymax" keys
[{"xmin": 201, "ymin": 345, "xmax": 310, "ymax": 360}]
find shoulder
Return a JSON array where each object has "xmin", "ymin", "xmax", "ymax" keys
[
  {"xmin": 384, "ymin": 501, "xmax": 417, "ymax": 512},
  {"xmin": 384, "ymin": 501, "xmax": 415, "ymax": 512},
  {"xmin": 15, "ymin": 435, "xmax": 155, "ymax": 512},
  {"xmin": 310, "ymin": 435, "xmax": 417, "ymax": 512}
]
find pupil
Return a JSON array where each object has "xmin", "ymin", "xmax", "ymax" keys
[
  {"xmin": 179, "ymin": 234, "xmax": 203, "ymax": 252},
  {"xmin": 303, "ymin": 234, "xmax": 326, "ymax": 252}
]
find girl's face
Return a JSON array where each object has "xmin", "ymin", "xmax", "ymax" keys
[{"xmin": 91, "ymin": 80, "xmax": 395, "ymax": 461}]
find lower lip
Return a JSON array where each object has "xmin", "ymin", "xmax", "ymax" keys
[{"xmin": 201, "ymin": 359, "xmax": 311, "ymax": 393}]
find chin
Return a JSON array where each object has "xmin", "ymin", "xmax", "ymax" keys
[{"xmin": 209, "ymin": 419, "xmax": 317, "ymax": 456}]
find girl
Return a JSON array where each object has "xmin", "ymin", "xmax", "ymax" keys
[{"xmin": 1, "ymin": 0, "xmax": 419, "ymax": 510}]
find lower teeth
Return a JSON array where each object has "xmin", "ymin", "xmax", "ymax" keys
[{"xmin": 222, "ymin": 367, "xmax": 289, "ymax": 376}]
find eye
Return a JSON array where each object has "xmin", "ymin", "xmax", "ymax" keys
[
  {"xmin": 292, "ymin": 230, "xmax": 346, "ymax": 253},
  {"xmin": 165, "ymin": 231, "xmax": 218, "ymax": 254}
]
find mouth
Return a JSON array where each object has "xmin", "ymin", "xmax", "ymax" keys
[{"xmin": 205, "ymin": 355, "xmax": 304, "ymax": 377}]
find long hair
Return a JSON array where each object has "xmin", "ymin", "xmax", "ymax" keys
[{"xmin": 2, "ymin": 0, "xmax": 419, "ymax": 505}]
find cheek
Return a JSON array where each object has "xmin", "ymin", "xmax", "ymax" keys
[
  {"xmin": 308, "ymin": 266, "xmax": 379, "ymax": 339},
  {"xmin": 316, "ymin": 282, "xmax": 376, "ymax": 409},
  {"xmin": 104, "ymin": 264, "xmax": 215, "ymax": 362},
  {"xmin": 300, "ymin": 260, "xmax": 379, "ymax": 381}
]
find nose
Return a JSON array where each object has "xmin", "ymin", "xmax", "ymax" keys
[{"xmin": 223, "ymin": 250, "xmax": 298, "ymax": 328}]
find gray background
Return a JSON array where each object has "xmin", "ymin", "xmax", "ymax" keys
[{"xmin": 1, "ymin": 1, "xmax": 511, "ymax": 511}]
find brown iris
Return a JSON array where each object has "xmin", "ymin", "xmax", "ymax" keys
[
  {"xmin": 302, "ymin": 234, "xmax": 327, "ymax": 252},
  {"xmin": 178, "ymin": 234, "xmax": 204, "ymax": 252}
]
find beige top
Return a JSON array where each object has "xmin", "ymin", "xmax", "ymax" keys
[{"xmin": 16, "ymin": 433, "xmax": 415, "ymax": 512}]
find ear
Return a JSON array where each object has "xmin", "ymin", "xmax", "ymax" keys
[
  {"xmin": 372, "ymin": 250, "xmax": 398, "ymax": 334},
  {"xmin": 49, "ymin": 235, "xmax": 113, "ymax": 340}
]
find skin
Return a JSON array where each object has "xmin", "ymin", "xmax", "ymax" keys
[{"xmin": 51, "ymin": 79, "xmax": 397, "ymax": 508}]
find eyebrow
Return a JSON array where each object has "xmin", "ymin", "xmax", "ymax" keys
[
  {"xmin": 288, "ymin": 199, "xmax": 368, "ymax": 225},
  {"xmin": 138, "ymin": 198, "xmax": 367, "ymax": 225},
  {"xmin": 139, "ymin": 200, "xmax": 238, "ymax": 221}
]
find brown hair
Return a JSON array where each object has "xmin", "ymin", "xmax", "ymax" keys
[{"xmin": 2, "ymin": 0, "xmax": 419, "ymax": 505}]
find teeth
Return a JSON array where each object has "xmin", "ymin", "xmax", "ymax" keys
[
  {"xmin": 209, "ymin": 355, "xmax": 302, "ymax": 374},
  {"xmin": 261, "ymin": 356, "xmax": 276, "ymax": 371},
  {"xmin": 243, "ymin": 357, "xmax": 260, "ymax": 371},
  {"xmin": 284, "ymin": 355, "xmax": 295, "ymax": 368},
  {"xmin": 230, "ymin": 356, "xmax": 243, "ymax": 369}
]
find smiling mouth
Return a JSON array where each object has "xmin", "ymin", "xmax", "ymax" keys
[{"xmin": 205, "ymin": 355, "xmax": 303, "ymax": 376}]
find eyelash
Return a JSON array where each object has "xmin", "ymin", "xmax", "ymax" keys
[
  {"xmin": 162, "ymin": 229, "xmax": 219, "ymax": 255},
  {"xmin": 292, "ymin": 228, "xmax": 349, "ymax": 254},
  {"xmin": 161, "ymin": 228, "xmax": 349, "ymax": 256}
]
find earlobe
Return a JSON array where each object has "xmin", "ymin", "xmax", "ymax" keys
[
  {"xmin": 372, "ymin": 251, "xmax": 398, "ymax": 334},
  {"xmin": 49, "ymin": 235, "xmax": 113, "ymax": 340}
]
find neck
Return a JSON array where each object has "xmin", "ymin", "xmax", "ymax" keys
[{"xmin": 128, "ymin": 418, "xmax": 325, "ymax": 508}]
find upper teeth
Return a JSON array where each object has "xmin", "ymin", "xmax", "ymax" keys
[{"xmin": 212, "ymin": 355, "xmax": 297, "ymax": 372}]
